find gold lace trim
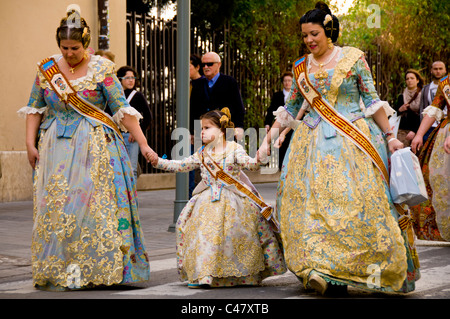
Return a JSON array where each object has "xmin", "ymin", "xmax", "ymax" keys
[
  {"xmin": 325, "ymin": 46, "xmax": 364, "ymax": 107},
  {"xmin": 36, "ymin": 55, "xmax": 115, "ymax": 91}
]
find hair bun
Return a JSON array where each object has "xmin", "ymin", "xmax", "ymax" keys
[{"xmin": 315, "ymin": 1, "xmax": 332, "ymax": 15}]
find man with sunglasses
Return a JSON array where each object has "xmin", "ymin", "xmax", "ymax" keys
[{"xmin": 190, "ymin": 52, "xmax": 245, "ymax": 142}]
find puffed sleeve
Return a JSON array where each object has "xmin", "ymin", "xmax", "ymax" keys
[
  {"xmin": 355, "ymin": 55, "xmax": 395, "ymax": 118},
  {"xmin": 422, "ymin": 84, "xmax": 447, "ymax": 121},
  {"xmin": 17, "ymin": 74, "xmax": 47, "ymax": 118},
  {"xmin": 282, "ymin": 77, "xmax": 305, "ymax": 123},
  {"xmin": 99, "ymin": 73, "xmax": 143, "ymax": 131}
]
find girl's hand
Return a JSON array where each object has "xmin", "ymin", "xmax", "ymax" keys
[
  {"xmin": 388, "ymin": 137, "xmax": 404, "ymax": 154},
  {"xmin": 26, "ymin": 145, "xmax": 39, "ymax": 169},
  {"xmin": 140, "ymin": 144, "xmax": 156, "ymax": 163}
]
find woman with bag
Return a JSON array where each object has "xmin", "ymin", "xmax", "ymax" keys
[
  {"xmin": 410, "ymin": 74, "xmax": 450, "ymax": 242},
  {"xmin": 393, "ymin": 69, "xmax": 424, "ymax": 146},
  {"xmin": 259, "ymin": 1, "xmax": 420, "ymax": 295}
]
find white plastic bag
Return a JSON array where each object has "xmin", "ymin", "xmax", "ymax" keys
[
  {"xmin": 390, "ymin": 147, "xmax": 428, "ymax": 206},
  {"xmin": 388, "ymin": 112, "xmax": 401, "ymax": 137}
]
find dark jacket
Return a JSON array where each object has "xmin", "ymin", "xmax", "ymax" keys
[
  {"xmin": 189, "ymin": 73, "xmax": 245, "ymax": 134},
  {"xmin": 264, "ymin": 90, "xmax": 285, "ymax": 126},
  {"xmin": 393, "ymin": 93, "xmax": 421, "ymax": 132}
]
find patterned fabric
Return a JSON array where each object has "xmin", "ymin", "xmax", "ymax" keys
[
  {"xmin": 275, "ymin": 47, "xmax": 420, "ymax": 293},
  {"xmin": 410, "ymin": 84, "xmax": 450, "ymax": 241},
  {"xmin": 155, "ymin": 142, "xmax": 287, "ymax": 287},
  {"xmin": 18, "ymin": 54, "xmax": 150, "ymax": 290}
]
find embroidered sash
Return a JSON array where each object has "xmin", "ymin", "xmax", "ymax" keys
[
  {"xmin": 201, "ymin": 149, "xmax": 280, "ymax": 232},
  {"xmin": 293, "ymin": 55, "xmax": 390, "ymax": 184},
  {"xmin": 38, "ymin": 57, "xmax": 123, "ymax": 138},
  {"xmin": 439, "ymin": 74, "xmax": 450, "ymax": 108}
]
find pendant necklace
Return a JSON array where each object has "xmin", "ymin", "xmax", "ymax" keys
[
  {"xmin": 67, "ymin": 57, "xmax": 85, "ymax": 73},
  {"xmin": 311, "ymin": 46, "xmax": 337, "ymax": 96}
]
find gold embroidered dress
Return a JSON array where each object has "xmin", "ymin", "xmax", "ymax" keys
[
  {"xmin": 18, "ymin": 55, "xmax": 150, "ymax": 290},
  {"xmin": 275, "ymin": 47, "xmax": 420, "ymax": 293},
  {"xmin": 410, "ymin": 80, "xmax": 450, "ymax": 241},
  {"xmin": 155, "ymin": 142, "xmax": 286, "ymax": 287}
]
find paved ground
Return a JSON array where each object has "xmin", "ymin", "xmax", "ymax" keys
[{"xmin": 0, "ymin": 182, "xmax": 449, "ymax": 314}]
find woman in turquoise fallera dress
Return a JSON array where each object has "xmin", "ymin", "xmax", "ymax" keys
[
  {"xmin": 260, "ymin": 2, "xmax": 420, "ymax": 295},
  {"xmin": 18, "ymin": 8, "xmax": 152, "ymax": 290}
]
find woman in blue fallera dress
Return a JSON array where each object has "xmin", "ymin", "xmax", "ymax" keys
[
  {"xmin": 260, "ymin": 2, "xmax": 420, "ymax": 295},
  {"xmin": 18, "ymin": 7, "xmax": 152, "ymax": 291}
]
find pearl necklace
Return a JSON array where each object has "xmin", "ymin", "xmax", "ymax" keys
[
  {"xmin": 311, "ymin": 46, "xmax": 338, "ymax": 97},
  {"xmin": 311, "ymin": 46, "xmax": 338, "ymax": 67}
]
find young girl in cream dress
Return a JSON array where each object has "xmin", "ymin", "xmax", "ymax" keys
[{"xmin": 150, "ymin": 108, "xmax": 286, "ymax": 288}]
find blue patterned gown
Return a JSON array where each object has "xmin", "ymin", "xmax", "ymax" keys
[
  {"xmin": 275, "ymin": 47, "xmax": 420, "ymax": 293},
  {"xmin": 18, "ymin": 54, "xmax": 150, "ymax": 290}
]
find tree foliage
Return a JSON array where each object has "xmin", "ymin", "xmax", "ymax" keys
[
  {"xmin": 341, "ymin": 0, "xmax": 449, "ymax": 103},
  {"xmin": 148, "ymin": 0, "xmax": 449, "ymax": 127}
]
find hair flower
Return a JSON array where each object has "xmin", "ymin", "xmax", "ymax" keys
[{"xmin": 323, "ymin": 14, "xmax": 332, "ymax": 25}]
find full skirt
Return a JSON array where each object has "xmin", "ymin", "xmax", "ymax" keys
[
  {"xmin": 176, "ymin": 187, "xmax": 286, "ymax": 287},
  {"xmin": 31, "ymin": 120, "xmax": 150, "ymax": 290},
  {"xmin": 277, "ymin": 117, "xmax": 420, "ymax": 293}
]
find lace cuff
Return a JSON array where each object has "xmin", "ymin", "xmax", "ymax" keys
[
  {"xmin": 17, "ymin": 106, "xmax": 47, "ymax": 118},
  {"xmin": 422, "ymin": 105, "xmax": 444, "ymax": 122},
  {"xmin": 363, "ymin": 100, "xmax": 395, "ymax": 118},
  {"xmin": 273, "ymin": 106, "xmax": 294, "ymax": 127},
  {"xmin": 112, "ymin": 107, "xmax": 143, "ymax": 132}
]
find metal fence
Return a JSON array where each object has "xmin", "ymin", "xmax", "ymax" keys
[
  {"xmin": 126, "ymin": 12, "xmax": 384, "ymax": 174},
  {"xmin": 126, "ymin": 12, "xmax": 278, "ymax": 174},
  {"xmin": 126, "ymin": 13, "xmax": 178, "ymax": 173}
]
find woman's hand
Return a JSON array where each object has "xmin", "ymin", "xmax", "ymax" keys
[
  {"xmin": 444, "ymin": 136, "xmax": 450, "ymax": 154},
  {"xmin": 26, "ymin": 145, "xmax": 39, "ymax": 170},
  {"xmin": 140, "ymin": 144, "xmax": 156, "ymax": 163},
  {"xmin": 274, "ymin": 133, "xmax": 285, "ymax": 149},
  {"xmin": 399, "ymin": 103, "xmax": 410, "ymax": 112},
  {"xmin": 410, "ymin": 134, "xmax": 423, "ymax": 154},
  {"xmin": 405, "ymin": 131, "xmax": 416, "ymax": 141},
  {"xmin": 387, "ymin": 137, "xmax": 404, "ymax": 154}
]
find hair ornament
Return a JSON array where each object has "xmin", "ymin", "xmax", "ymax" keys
[
  {"xmin": 219, "ymin": 115, "xmax": 229, "ymax": 126},
  {"xmin": 82, "ymin": 27, "xmax": 88, "ymax": 38},
  {"xmin": 323, "ymin": 14, "xmax": 332, "ymax": 26},
  {"xmin": 67, "ymin": 4, "xmax": 81, "ymax": 15}
]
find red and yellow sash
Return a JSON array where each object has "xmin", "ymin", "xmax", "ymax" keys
[
  {"xmin": 38, "ymin": 57, "xmax": 123, "ymax": 138},
  {"xmin": 439, "ymin": 74, "xmax": 450, "ymax": 109},
  {"xmin": 293, "ymin": 55, "xmax": 390, "ymax": 184},
  {"xmin": 201, "ymin": 149, "xmax": 280, "ymax": 232}
]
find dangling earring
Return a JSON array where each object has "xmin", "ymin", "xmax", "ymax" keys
[{"xmin": 327, "ymin": 37, "xmax": 333, "ymax": 49}]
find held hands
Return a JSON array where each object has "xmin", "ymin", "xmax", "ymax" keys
[
  {"xmin": 256, "ymin": 140, "xmax": 271, "ymax": 163},
  {"xmin": 274, "ymin": 134, "xmax": 285, "ymax": 149},
  {"xmin": 140, "ymin": 144, "xmax": 158, "ymax": 165}
]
